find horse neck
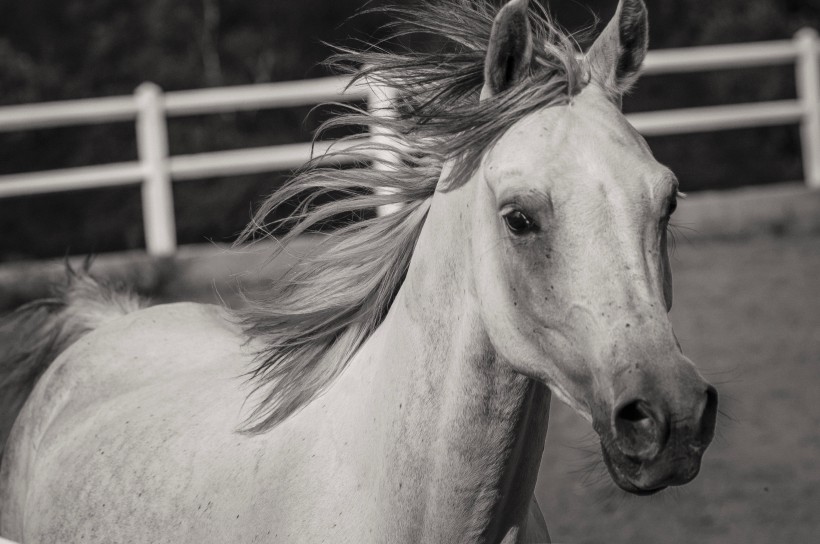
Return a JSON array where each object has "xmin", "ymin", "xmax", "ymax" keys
[{"xmin": 362, "ymin": 175, "xmax": 552, "ymax": 542}]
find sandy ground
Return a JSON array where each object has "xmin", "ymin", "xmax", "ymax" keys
[{"xmin": 537, "ymin": 235, "xmax": 820, "ymax": 543}]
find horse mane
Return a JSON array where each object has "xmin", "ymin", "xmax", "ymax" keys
[{"xmin": 236, "ymin": 0, "xmax": 588, "ymax": 433}]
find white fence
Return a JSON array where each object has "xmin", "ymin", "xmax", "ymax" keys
[{"xmin": 1, "ymin": 30, "xmax": 819, "ymax": 256}]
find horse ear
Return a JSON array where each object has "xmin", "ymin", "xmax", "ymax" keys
[
  {"xmin": 481, "ymin": 0, "xmax": 533, "ymax": 100},
  {"xmin": 586, "ymin": 0, "xmax": 649, "ymax": 104}
]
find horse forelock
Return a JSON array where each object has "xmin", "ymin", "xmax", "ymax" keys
[{"xmin": 235, "ymin": 0, "xmax": 588, "ymax": 433}]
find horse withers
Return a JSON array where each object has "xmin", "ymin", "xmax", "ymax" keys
[{"xmin": 0, "ymin": 1, "xmax": 717, "ymax": 542}]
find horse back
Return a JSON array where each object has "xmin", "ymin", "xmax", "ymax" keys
[
  {"xmin": 0, "ymin": 269, "xmax": 146, "ymax": 464},
  {"xmin": 0, "ymin": 302, "xmax": 262, "ymax": 541}
]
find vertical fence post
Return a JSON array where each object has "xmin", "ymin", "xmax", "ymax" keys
[
  {"xmin": 367, "ymin": 82, "xmax": 401, "ymax": 216},
  {"xmin": 135, "ymin": 82, "xmax": 177, "ymax": 256},
  {"xmin": 796, "ymin": 28, "xmax": 820, "ymax": 189}
]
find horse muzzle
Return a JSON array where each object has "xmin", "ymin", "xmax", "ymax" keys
[{"xmin": 595, "ymin": 384, "xmax": 718, "ymax": 494}]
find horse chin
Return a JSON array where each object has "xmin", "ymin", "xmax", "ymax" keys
[
  {"xmin": 622, "ymin": 484, "xmax": 668, "ymax": 497},
  {"xmin": 599, "ymin": 445, "xmax": 673, "ymax": 496}
]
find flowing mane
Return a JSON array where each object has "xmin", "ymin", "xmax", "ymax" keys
[{"xmin": 236, "ymin": 0, "xmax": 588, "ymax": 432}]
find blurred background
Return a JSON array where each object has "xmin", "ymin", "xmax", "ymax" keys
[
  {"xmin": 1, "ymin": 1, "xmax": 819, "ymax": 543},
  {"xmin": 1, "ymin": 0, "xmax": 819, "ymax": 259}
]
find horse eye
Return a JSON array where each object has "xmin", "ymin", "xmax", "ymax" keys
[{"xmin": 503, "ymin": 210, "xmax": 533, "ymax": 234}]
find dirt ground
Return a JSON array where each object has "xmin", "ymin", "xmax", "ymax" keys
[{"xmin": 537, "ymin": 235, "xmax": 820, "ymax": 543}]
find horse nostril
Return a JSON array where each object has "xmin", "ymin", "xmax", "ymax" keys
[
  {"xmin": 699, "ymin": 385, "xmax": 719, "ymax": 444},
  {"xmin": 613, "ymin": 399, "xmax": 665, "ymax": 461},
  {"xmin": 617, "ymin": 400, "xmax": 650, "ymax": 423}
]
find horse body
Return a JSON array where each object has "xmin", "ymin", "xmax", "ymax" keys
[
  {"xmin": 1, "ymin": 1, "xmax": 718, "ymax": 542},
  {"xmin": 1, "ymin": 190, "xmax": 550, "ymax": 542},
  {"xmin": 1, "ymin": 159, "xmax": 553, "ymax": 541}
]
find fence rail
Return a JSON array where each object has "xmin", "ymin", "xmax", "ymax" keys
[{"xmin": 1, "ymin": 31, "xmax": 819, "ymax": 255}]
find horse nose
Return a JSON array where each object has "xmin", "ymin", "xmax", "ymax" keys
[
  {"xmin": 612, "ymin": 385, "xmax": 718, "ymax": 463},
  {"xmin": 612, "ymin": 398, "xmax": 669, "ymax": 462}
]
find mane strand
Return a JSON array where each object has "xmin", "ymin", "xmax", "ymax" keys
[{"xmin": 236, "ymin": 0, "xmax": 588, "ymax": 433}]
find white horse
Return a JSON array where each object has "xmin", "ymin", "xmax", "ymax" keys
[{"xmin": 0, "ymin": 0, "xmax": 717, "ymax": 542}]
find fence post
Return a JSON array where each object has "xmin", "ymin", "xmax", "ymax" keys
[
  {"xmin": 796, "ymin": 28, "xmax": 820, "ymax": 189},
  {"xmin": 135, "ymin": 82, "xmax": 177, "ymax": 256},
  {"xmin": 367, "ymin": 82, "xmax": 401, "ymax": 216}
]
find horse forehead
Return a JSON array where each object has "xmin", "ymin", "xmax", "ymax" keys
[{"xmin": 488, "ymin": 87, "xmax": 656, "ymax": 191}]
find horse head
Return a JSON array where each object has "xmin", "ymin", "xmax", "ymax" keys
[{"xmin": 470, "ymin": 0, "xmax": 717, "ymax": 495}]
